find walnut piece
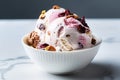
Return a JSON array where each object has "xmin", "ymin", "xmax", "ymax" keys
[{"xmin": 27, "ymin": 31, "xmax": 40, "ymax": 48}]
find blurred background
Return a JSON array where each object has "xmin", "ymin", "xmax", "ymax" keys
[{"xmin": 0, "ymin": 0, "xmax": 120, "ymax": 19}]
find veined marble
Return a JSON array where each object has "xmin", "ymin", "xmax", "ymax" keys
[{"xmin": 0, "ymin": 19, "xmax": 120, "ymax": 80}]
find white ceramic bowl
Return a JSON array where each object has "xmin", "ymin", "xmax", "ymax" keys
[{"xmin": 22, "ymin": 34, "xmax": 102, "ymax": 74}]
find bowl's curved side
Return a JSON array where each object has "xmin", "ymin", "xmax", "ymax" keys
[{"xmin": 21, "ymin": 35, "xmax": 101, "ymax": 74}]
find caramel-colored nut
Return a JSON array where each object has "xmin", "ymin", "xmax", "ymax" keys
[
  {"xmin": 27, "ymin": 37, "xmax": 33, "ymax": 45},
  {"xmin": 45, "ymin": 46, "xmax": 56, "ymax": 51},
  {"xmin": 27, "ymin": 31, "xmax": 40, "ymax": 48},
  {"xmin": 66, "ymin": 15, "xmax": 74, "ymax": 18},
  {"xmin": 41, "ymin": 10, "xmax": 46, "ymax": 14},
  {"xmin": 33, "ymin": 40, "xmax": 40, "ymax": 48},
  {"xmin": 39, "ymin": 10, "xmax": 46, "ymax": 19},
  {"xmin": 66, "ymin": 14, "xmax": 79, "ymax": 19},
  {"xmin": 52, "ymin": 5, "xmax": 60, "ymax": 9},
  {"xmin": 39, "ymin": 14, "xmax": 45, "ymax": 19},
  {"xmin": 73, "ymin": 14, "xmax": 79, "ymax": 19}
]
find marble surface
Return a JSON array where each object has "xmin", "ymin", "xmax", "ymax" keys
[{"xmin": 0, "ymin": 19, "xmax": 120, "ymax": 80}]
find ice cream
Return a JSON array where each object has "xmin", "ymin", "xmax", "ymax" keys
[{"xmin": 26, "ymin": 5, "xmax": 97, "ymax": 51}]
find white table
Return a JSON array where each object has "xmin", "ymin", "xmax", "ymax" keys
[{"xmin": 0, "ymin": 19, "xmax": 120, "ymax": 80}]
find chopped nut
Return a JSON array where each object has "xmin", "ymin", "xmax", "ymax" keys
[
  {"xmin": 41, "ymin": 10, "xmax": 46, "ymax": 14},
  {"xmin": 52, "ymin": 5, "xmax": 60, "ymax": 9},
  {"xmin": 73, "ymin": 14, "xmax": 79, "ymax": 19},
  {"xmin": 39, "ymin": 10, "xmax": 46, "ymax": 19},
  {"xmin": 66, "ymin": 15, "xmax": 74, "ymax": 18},
  {"xmin": 45, "ymin": 46, "xmax": 56, "ymax": 51},
  {"xmin": 39, "ymin": 14, "xmax": 45, "ymax": 19},
  {"xmin": 66, "ymin": 14, "xmax": 79, "ymax": 19},
  {"xmin": 27, "ymin": 38, "xmax": 33, "ymax": 45},
  {"xmin": 27, "ymin": 31, "xmax": 40, "ymax": 48}
]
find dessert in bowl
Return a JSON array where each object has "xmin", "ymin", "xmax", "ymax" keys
[{"xmin": 22, "ymin": 5, "xmax": 102, "ymax": 74}]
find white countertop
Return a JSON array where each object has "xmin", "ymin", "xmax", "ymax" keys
[{"xmin": 0, "ymin": 19, "xmax": 120, "ymax": 80}]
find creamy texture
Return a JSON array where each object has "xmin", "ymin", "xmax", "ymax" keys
[{"xmin": 31, "ymin": 5, "xmax": 97, "ymax": 51}]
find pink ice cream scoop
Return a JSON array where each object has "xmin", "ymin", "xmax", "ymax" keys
[{"xmin": 32, "ymin": 5, "xmax": 97, "ymax": 51}]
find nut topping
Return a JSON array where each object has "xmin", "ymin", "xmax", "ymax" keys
[
  {"xmin": 27, "ymin": 31, "xmax": 40, "ymax": 48},
  {"xmin": 39, "ymin": 10, "xmax": 46, "ymax": 19},
  {"xmin": 52, "ymin": 5, "xmax": 60, "ymax": 9},
  {"xmin": 45, "ymin": 46, "xmax": 56, "ymax": 51}
]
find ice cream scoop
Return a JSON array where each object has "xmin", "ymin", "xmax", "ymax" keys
[{"xmin": 27, "ymin": 5, "xmax": 98, "ymax": 51}]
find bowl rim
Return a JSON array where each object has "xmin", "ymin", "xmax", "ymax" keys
[{"xmin": 21, "ymin": 34, "xmax": 102, "ymax": 54}]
